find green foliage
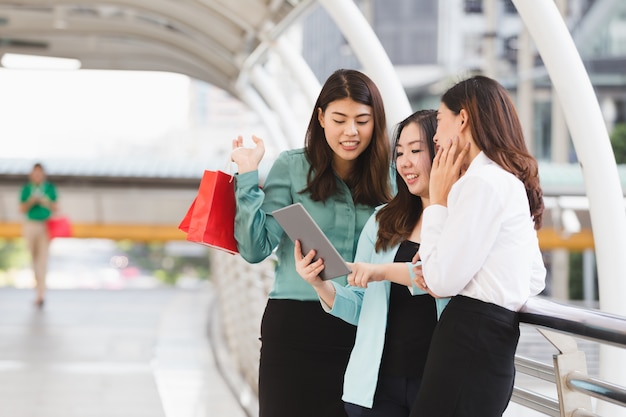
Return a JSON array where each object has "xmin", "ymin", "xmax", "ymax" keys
[
  {"xmin": 610, "ymin": 123, "xmax": 626, "ymax": 164},
  {"xmin": 0, "ymin": 239, "xmax": 30, "ymax": 286},
  {"xmin": 114, "ymin": 240, "xmax": 210, "ymax": 285},
  {"xmin": 568, "ymin": 251, "xmax": 598, "ymax": 301},
  {"xmin": 0, "ymin": 238, "xmax": 210, "ymax": 287},
  {"xmin": 568, "ymin": 252, "xmax": 583, "ymax": 300},
  {"xmin": 0, "ymin": 239, "xmax": 30, "ymax": 270}
]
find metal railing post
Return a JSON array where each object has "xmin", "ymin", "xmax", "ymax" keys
[{"xmin": 539, "ymin": 329, "xmax": 594, "ymax": 416}]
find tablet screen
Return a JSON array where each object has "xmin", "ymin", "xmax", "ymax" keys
[{"xmin": 272, "ymin": 203, "xmax": 351, "ymax": 280}]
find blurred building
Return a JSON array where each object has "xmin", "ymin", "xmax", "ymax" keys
[
  {"xmin": 298, "ymin": 0, "xmax": 626, "ymax": 301},
  {"xmin": 301, "ymin": 0, "xmax": 626, "ymax": 163}
]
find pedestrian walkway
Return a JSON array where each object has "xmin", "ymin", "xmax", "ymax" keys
[{"xmin": 0, "ymin": 286, "xmax": 247, "ymax": 417}]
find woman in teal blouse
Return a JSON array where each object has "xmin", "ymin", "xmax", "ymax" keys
[
  {"xmin": 19, "ymin": 162, "xmax": 57, "ymax": 307},
  {"xmin": 231, "ymin": 69, "xmax": 393, "ymax": 417}
]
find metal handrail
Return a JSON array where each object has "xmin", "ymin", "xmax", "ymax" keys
[
  {"xmin": 209, "ymin": 250, "xmax": 626, "ymax": 417},
  {"xmin": 568, "ymin": 372, "xmax": 626, "ymax": 407},
  {"xmin": 515, "ymin": 356, "xmax": 557, "ymax": 382},
  {"xmin": 519, "ymin": 297, "xmax": 626, "ymax": 348},
  {"xmin": 514, "ymin": 296, "xmax": 626, "ymax": 416},
  {"xmin": 511, "ymin": 385, "xmax": 560, "ymax": 416}
]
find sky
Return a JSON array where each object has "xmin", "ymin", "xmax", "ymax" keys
[{"xmin": 0, "ymin": 68, "xmax": 191, "ymax": 159}]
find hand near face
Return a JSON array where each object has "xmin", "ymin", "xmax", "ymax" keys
[
  {"xmin": 429, "ymin": 136, "xmax": 470, "ymax": 206},
  {"xmin": 231, "ymin": 135, "xmax": 265, "ymax": 174}
]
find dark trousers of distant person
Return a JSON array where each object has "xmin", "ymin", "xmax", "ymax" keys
[{"xmin": 409, "ymin": 295, "xmax": 519, "ymax": 417}]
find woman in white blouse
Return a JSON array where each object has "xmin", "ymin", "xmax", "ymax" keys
[{"xmin": 410, "ymin": 75, "xmax": 546, "ymax": 417}]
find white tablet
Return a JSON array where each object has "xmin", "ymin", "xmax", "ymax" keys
[{"xmin": 272, "ymin": 203, "xmax": 351, "ymax": 281}]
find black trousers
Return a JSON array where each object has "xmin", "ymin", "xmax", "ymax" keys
[
  {"xmin": 345, "ymin": 375, "xmax": 422, "ymax": 417},
  {"xmin": 258, "ymin": 299, "xmax": 356, "ymax": 417},
  {"xmin": 409, "ymin": 295, "xmax": 519, "ymax": 417}
]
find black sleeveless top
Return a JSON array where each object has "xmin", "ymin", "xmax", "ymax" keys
[{"xmin": 378, "ymin": 240, "xmax": 438, "ymax": 377}]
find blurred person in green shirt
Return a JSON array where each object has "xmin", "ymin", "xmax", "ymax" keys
[{"xmin": 19, "ymin": 162, "xmax": 57, "ymax": 307}]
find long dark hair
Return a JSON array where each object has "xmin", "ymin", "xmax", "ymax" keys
[
  {"xmin": 375, "ymin": 110, "xmax": 437, "ymax": 252},
  {"xmin": 442, "ymin": 75, "xmax": 544, "ymax": 229},
  {"xmin": 302, "ymin": 69, "xmax": 392, "ymax": 206}
]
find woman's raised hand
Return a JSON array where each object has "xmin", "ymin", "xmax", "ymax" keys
[{"xmin": 231, "ymin": 135, "xmax": 266, "ymax": 174}]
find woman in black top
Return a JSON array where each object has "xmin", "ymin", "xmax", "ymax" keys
[{"xmin": 296, "ymin": 110, "xmax": 447, "ymax": 416}]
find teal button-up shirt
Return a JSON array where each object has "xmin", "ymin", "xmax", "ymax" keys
[{"xmin": 234, "ymin": 148, "xmax": 376, "ymax": 300}]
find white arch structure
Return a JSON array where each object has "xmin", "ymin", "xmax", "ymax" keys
[
  {"xmin": 512, "ymin": 2, "xmax": 626, "ymax": 411},
  {"xmin": 0, "ymin": 0, "xmax": 625, "ymax": 410}
]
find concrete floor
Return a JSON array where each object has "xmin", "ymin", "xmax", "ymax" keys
[{"xmin": 0, "ymin": 287, "xmax": 247, "ymax": 417}]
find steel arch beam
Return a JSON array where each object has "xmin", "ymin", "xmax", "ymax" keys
[
  {"xmin": 318, "ymin": 0, "xmax": 412, "ymax": 128},
  {"xmin": 513, "ymin": 1, "xmax": 626, "ymax": 414}
]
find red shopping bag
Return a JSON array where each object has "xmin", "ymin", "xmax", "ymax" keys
[
  {"xmin": 47, "ymin": 216, "xmax": 73, "ymax": 239},
  {"xmin": 178, "ymin": 170, "xmax": 238, "ymax": 254}
]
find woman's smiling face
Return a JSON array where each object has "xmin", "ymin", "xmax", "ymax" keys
[
  {"xmin": 318, "ymin": 98, "xmax": 374, "ymax": 172},
  {"xmin": 396, "ymin": 122, "xmax": 432, "ymax": 198}
]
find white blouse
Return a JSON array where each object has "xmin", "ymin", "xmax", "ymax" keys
[{"xmin": 419, "ymin": 152, "xmax": 546, "ymax": 311}]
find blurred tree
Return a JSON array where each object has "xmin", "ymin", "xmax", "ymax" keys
[
  {"xmin": 0, "ymin": 239, "xmax": 29, "ymax": 270},
  {"xmin": 568, "ymin": 251, "xmax": 598, "ymax": 301},
  {"xmin": 115, "ymin": 240, "xmax": 210, "ymax": 285},
  {"xmin": 610, "ymin": 123, "xmax": 626, "ymax": 164},
  {"xmin": 0, "ymin": 239, "xmax": 30, "ymax": 286},
  {"xmin": 1, "ymin": 238, "xmax": 210, "ymax": 287},
  {"xmin": 568, "ymin": 251, "xmax": 583, "ymax": 300}
]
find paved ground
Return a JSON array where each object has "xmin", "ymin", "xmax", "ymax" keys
[
  {"xmin": 0, "ymin": 286, "xmax": 247, "ymax": 417},
  {"xmin": 0, "ymin": 282, "xmax": 605, "ymax": 417}
]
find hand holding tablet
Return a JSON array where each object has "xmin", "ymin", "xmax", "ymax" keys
[{"xmin": 272, "ymin": 203, "xmax": 351, "ymax": 280}]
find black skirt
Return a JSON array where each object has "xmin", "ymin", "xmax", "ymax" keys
[
  {"xmin": 258, "ymin": 298, "xmax": 357, "ymax": 417},
  {"xmin": 409, "ymin": 295, "xmax": 520, "ymax": 417}
]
